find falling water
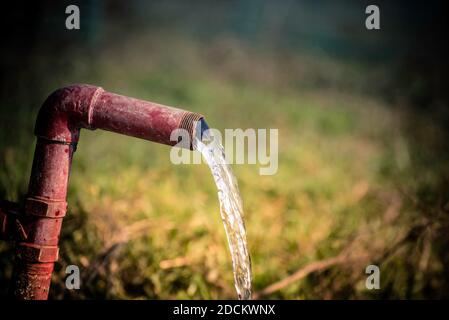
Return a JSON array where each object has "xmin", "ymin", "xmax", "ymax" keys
[{"xmin": 195, "ymin": 127, "xmax": 252, "ymax": 300}]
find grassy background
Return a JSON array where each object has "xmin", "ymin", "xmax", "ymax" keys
[{"xmin": 1, "ymin": 1, "xmax": 449, "ymax": 299}]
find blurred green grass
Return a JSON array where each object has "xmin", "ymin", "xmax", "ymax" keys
[{"xmin": 1, "ymin": 35, "xmax": 448, "ymax": 299}]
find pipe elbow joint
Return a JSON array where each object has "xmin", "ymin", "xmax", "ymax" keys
[
  {"xmin": 34, "ymin": 84, "xmax": 204, "ymax": 149},
  {"xmin": 34, "ymin": 84, "xmax": 103, "ymax": 144}
]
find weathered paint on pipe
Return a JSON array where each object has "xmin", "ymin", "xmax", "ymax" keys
[
  {"xmin": 35, "ymin": 84, "xmax": 203, "ymax": 147},
  {"xmin": 8, "ymin": 84, "xmax": 204, "ymax": 299}
]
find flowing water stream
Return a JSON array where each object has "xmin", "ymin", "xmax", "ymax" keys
[{"xmin": 195, "ymin": 127, "xmax": 252, "ymax": 300}]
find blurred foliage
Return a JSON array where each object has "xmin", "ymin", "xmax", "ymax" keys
[{"xmin": 1, "ymin": 1, "xmax": 448, "ymax": 299}]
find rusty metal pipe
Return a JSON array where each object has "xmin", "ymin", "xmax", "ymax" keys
[{"xmin": 8, "ymin": 84, "xmax": 204, "ymax": 299}]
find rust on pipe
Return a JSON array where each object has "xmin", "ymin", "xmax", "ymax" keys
[
  {"xmin": 8, "ymin": 84, "xmax": 204, "ymax": 299},
  {"xmin": 34, "ymin": 84, "xmax": 203, "ymax": 148}
]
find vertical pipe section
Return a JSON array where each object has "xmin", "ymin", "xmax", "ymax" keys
[
  {"xmin": 11, "ymin": 138, "xmax": 75, "ymax": 299},
  {"xmin": 9, "ymin": 84, "xmax": 204, "ymax": 299}
]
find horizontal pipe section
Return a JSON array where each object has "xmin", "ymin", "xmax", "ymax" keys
[
  {"xmin": 10, "ymin": 84, "xmax": 204, "ymax": 299},
  {"xmin": 35, "ymin": 84, "xmax": 203, "ymax": 148}
]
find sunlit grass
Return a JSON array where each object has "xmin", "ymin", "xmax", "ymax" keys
[{"xmin": 1, "ymin": 35, "xmax": 447, "ymax": 299}]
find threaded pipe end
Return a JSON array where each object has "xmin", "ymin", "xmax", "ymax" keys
[{"xmin": 178, "ymin": 112, "xmax": 204, "ymax": 150}]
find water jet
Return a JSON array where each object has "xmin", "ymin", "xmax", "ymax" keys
[{"xmin": 0, "ymin": 84, "xmax": 251, "ymax": 300}]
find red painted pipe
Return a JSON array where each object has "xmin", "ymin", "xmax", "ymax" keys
[{"xmin": 8, "ymin": 84, "xmax": 203, "ymax": 299}]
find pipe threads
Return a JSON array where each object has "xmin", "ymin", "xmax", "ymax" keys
[{"xmin": 179, "ymin": 112, "xmax": 204, "ymax": 150}]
